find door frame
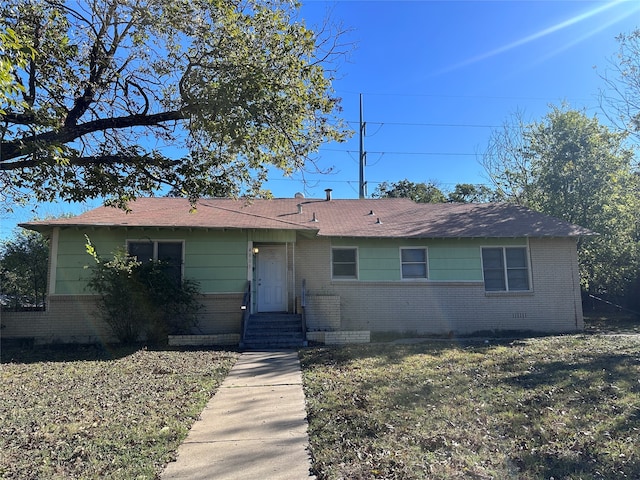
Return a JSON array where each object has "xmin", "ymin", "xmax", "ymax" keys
[{"xmin": 254, "ymin": 244, "xmax": 288, "ymax": 312}]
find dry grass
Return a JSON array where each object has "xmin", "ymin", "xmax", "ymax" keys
[
  {"xmin": 2, "ymin": 316, "xmax": 639, "ymax": 480},
  {"xmin": 0, "ymin": 344, "xmax": 238, "ymax": 479},
  {"xmin": 300, "ymin": 334, "xmax": 640, "ymax": 479}
]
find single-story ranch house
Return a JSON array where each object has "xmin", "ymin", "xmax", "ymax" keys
[{"xmin": 5, "ymin": 193, "xmax": 593, "ymax": 346}]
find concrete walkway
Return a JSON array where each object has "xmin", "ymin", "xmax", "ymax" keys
[{"xmin": 162, "ymin": 351, "xmax": 316, "ymax": 480}]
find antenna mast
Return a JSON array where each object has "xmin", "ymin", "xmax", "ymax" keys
[{"xmin": 359, "ymin": 93, "xmax": 367, "ymax": 198}]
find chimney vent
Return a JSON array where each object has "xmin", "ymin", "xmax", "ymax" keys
[
  {"xmin": 312, "ymin": 212, "xmax": 318, "ymax": 222},
  {"xmin": 325, "ymin": 188, "xmax": 333, "ymax": 201}
]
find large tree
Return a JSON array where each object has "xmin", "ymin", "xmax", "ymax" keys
[
  {"xmin": 372, "ymin": 179, "xmax": 447, "ymax": 203},
  {"xmin": 599, "ymin": 28, "xmax": 640, "ymax": 142},
  {"xmin": 0, "ymin": 227, "xmax": 48, "ymax": 310},
  {"xmin": 0, "ymin": 0, "xmax": 349, "ymax": 208},
  {"xmin": 483, "ymin": 106, "xmax": 640, "ymax": 300},
  {"xmin": 447, "ymin": 183, "xmax": 501, "ymax": 203}
]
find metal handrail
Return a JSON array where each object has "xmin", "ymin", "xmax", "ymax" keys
[
  {"xmin": 240, "ymin": 280, "xmax": 251, "ymax": 344},
  {"xmin": 301, "ymin": 279, "xmax": 307, "ymax": 343}
]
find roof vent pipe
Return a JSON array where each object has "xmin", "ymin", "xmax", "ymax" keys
[
  {"xmin": 325, "ymin": 188, "xmax": 333, "ymax": 201},
  {"xmin": 312, "ymin": 212, "xmax": 318, "ymax": 222},
  {"xmin": 368, "ymin": 210, "xmax": 375, "ymax": 216},
  {"xmin": 376, "ymin": 217, "xmax": 383, "ymax": 224},
  {"xmin": 297, "ymin": 204, "xmax": 303, "ymax": 214}
]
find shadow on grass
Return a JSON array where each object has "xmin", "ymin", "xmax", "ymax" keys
[
  {"xmin": 584, "ymin": 313, "xmax": 640, "ymax": 334},
  {"xmin": 1, "ymin": 338, "xmax": 239, "ymax": 364},
  {"xmin": 0, "ymin": 341, "xmax": 144, "ymax": 364},
  {"xmin": 506, "ymin": 352, "xmax": 640, "ymax": 391},
  {"xmin": 513, "ymin": 451, "xmax": 640, "ymax": 480},
  {"xmin": 301, "ymin": 337, "xmax": 515, "ymax": 370}
]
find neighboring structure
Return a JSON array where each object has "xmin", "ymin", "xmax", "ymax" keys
[{"xmin": 4, "ymin": 194, "xmax": 593, "ymax": 345}]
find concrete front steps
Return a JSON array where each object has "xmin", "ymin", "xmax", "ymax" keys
[{"xmin": 241, "ymin": 313, "xmax": 306, "ymax": 350}]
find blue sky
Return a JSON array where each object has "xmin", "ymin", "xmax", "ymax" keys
[
  {"xmin": 264, "ymin": 0, "xmax": 640, "ymax": 198},
  {"xmin": 2, "ymin": 0, "xmax": 639, "ymax": 239}
]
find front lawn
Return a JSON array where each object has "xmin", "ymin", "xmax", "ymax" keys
[
  {"xmin": 0, "ymin": 345, "xmax": 238, "ymax": 479},
  {"xmin": 300, "ymin": 335, "xmax": 640, "ymax": 479}
]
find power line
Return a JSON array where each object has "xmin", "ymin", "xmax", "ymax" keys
[
  {"xmin": 267, "ymin": 177, "xmax": 494, "ymax": 188},
  {"xmin": 322, "ymin": 148, "xmax": 480, "ymax": 157},
  {"xmin": 346, "ymin": 121, "xmax": 502, "ymax": 128},
  {"xmin": 336, "ymin": 89, "xmax": 594, "ymax": 104}
]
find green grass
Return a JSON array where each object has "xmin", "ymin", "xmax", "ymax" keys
[
  {"xmin": 300, "ymin": 335, "xmax": 640, "ymax": 479},
  {"xmin": 0, "ymin": 345, "xmax": 238, "ymax": 479},
  {"xmin": 2, "ymin": 317, "xmax": 640, "ymax": 480}
]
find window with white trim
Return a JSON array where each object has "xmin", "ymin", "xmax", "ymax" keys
[
  {"xmin": 332, "ymin": 247, "xmax": 358, "ymax": 279},
  {"xmin": 481, "ymin": 247, "xmax": 530, "ymax": 291},
  {"xmin": 401, "ymin": 247, "xmax": 428, "ymax": 279},
  {"xmin": 128, "ymin": 240, "xmax": 184, "ymax": 284}
]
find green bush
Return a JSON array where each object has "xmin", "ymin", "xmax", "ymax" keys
[{"xmin": 85, "ymin": 237, "xmax": 202, "ymax": 344}]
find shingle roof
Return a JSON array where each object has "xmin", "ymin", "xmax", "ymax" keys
[{"xmin": 20, "ymin": 197, "xmax": 594, "ymax": 238}]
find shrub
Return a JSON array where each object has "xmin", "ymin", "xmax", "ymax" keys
[{"xmin": 85, "ymin": 237, "xmax": 202, "ymax": 344}]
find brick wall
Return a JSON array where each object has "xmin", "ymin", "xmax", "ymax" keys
[
  {"xmin": 304, "ymin": 295, "xmax": 341, "ymax": 331},
  {"xmin": 2, "ymin": 292, "xmax": 244, "ymax": 344},
  {"xmin": 168, "ymin": 334, "xmax": 240, "ymax": 346},
  {"xmin": 325, "ymin": 331, "xmax": 370, "ymax": 345},
  {"xmin": 295, "ymin": 235, "xmax": 583, "ymax": 335},
  {"xmin": 196, "ymin": 294, "xmax": 244, "ymax": 334}
]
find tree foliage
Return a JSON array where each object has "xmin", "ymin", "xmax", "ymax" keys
[
  {"xmin": 85, "ymin": 238, "xmax": 202, "ymax": 344},
  {"xmin": 0, "ymin": 0, "xmax": 350, "ymax": 209},
  {"xmin": 447, "ymin": 183, "xmax": 502, "ymax": 203},
  {"xmin": 0, "ymin": 227, "xmax": 48, "ymax": 310},
  {"xmin": 373, "ymin": 179, "xmax": 501, "ymax": 204},
  {"xmin": 373, "ymin": 179, "xmax": 447, "ymax": 203},
  {"xmin": 483, "ymin": 106, "xmax": 640, "ymax": 299},
  {"xmin": 0, "ymin": 27, "xmax": 35, "ymax": 113},
  {"xmin": 599, "ymin": 28, "xmax": 640, "ymax": 142}
]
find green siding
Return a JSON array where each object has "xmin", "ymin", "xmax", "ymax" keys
[
  {"xmin": 249, "ymin": 230, "xmax": 296, "ymax": 243},
  {"xmin": 54, "ymin": 228, "xmax": 252, "ymax": 294},
  {"xmin": 53, "ymin": 226, "xmax": 530, "ymax": 294},
  {"xmin": 331, "ymin": 237, "xmax": 527, "ymax": 282}
]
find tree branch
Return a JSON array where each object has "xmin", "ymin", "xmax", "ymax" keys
[
  {"xmin": 0, "ymin": 153, "xmax": 180, "ymax": 170},
  {"xmin": 1, "ymin": 109, "xmax": 189, "ymax": 163}
]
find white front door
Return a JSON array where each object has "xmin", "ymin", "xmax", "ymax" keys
[{"xmin": 257, "ymin": 245, "xmax": 287, "ymax": 312}]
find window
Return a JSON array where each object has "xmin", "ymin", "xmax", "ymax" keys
[
  {"xmin": 332, "ymin": 247, "xmax": 357, "ymax": 279},
  {"xmin": 401, "ymin": 248, "xmax": 428, "ymax": 279},
  {"xmin": 128, "ymin": 240, "xmax": 184, "ymax": 283},
  {"xmin": 481, "ymin": 247, "xmax": 530, "ymax": 292}
]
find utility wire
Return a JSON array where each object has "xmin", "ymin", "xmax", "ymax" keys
[
  {"xmin": 345, "ymin": 121, "xmax": 502, "ymax": 128},
  {"xmin": 323, "ymin": 148, "xmax": 479, "ymax": 157}
]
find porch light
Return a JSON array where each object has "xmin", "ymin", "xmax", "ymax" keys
[{"xmin": 252, "ymin": 247, "xmax": 260, "ymax": 254}]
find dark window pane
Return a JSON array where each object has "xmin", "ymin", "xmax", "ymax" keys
[
  {"xmin": 506, "ymin": 248, "xmax": 527, "ymax": 268},
  {"xmin": 484, "ymin": 270, "xmax": 506, "ymax": 291},
  {"xmin": 333, "ymin": 248, "xmax": 356, "ymax": 263},
  {"xmin": 157, "ymin": 243, "xmax": 182, "ymax": 285},
  {"xmin": 402, "ymin": 248, "xmax": 426, "ymax": 263},
  {"xmin": 482, "ymin": 248, "xmax": 504, "ymax": 269},
  {"xmin": 507, "ymin": 270, "xmax": 530, "ymax": 290},
  {"xmin": 482, "ymin": 248, "xmax": 506, "ymax": 291},
  {"xmin": 129, "ymin": 242, "xmax": 153, "ymax": 263},
  {"xmin": 158, "ymin": 242, "xmax": 182, "ymax": 265},
  {"xmin": 332, "ymin": 248, "xmax": 357, "ymax": 278},
  {"xmin": 333, "ymin": 263, "xmax": 357, "ymax": 277},
  {"xmin": 402, "ymin": 263, "xmax": 427, "ymax": 278}
]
